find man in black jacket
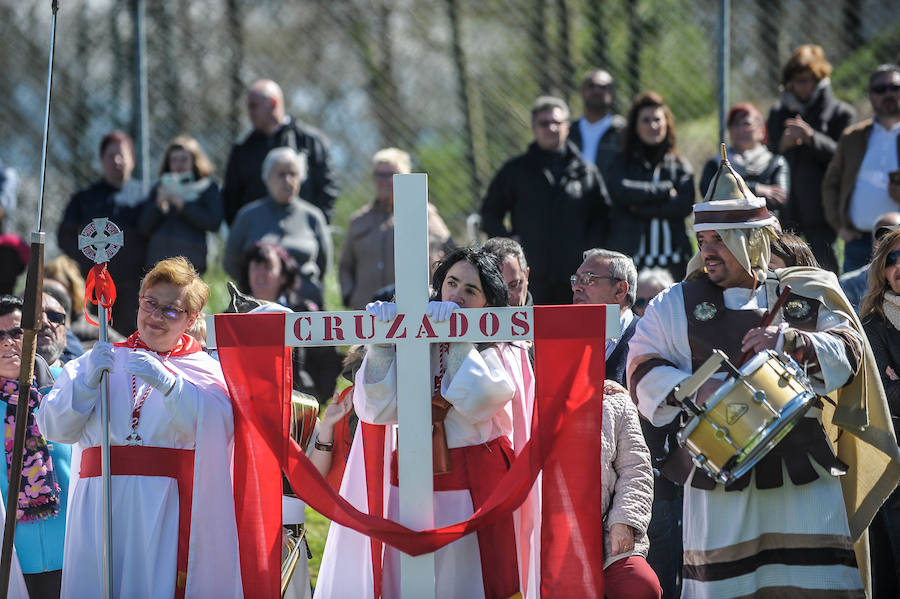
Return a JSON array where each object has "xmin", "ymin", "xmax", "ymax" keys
[
  {"xmin": 572, "ymin": 247, "xmax": 683, "ymax": 598},
  {"xmin": 57, "ymin": 130, "xmax": 147, "ymax": 334},
  {"xmin": 568, "ymin": 69, "xmax": 627, "ymax": 180},
  {"xmin": 223, "ymin": 79, "xmax": 339, "ymax": 224},
  {"xmin": 480, "ymin": 96, "xmax": 610, "ymax": 305}
]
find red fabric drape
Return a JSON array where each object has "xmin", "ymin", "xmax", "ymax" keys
[{"xmin": 215, "ymin": 305, "xmax": 606, "ymax": 598}]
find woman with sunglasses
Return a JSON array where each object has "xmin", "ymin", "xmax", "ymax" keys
[
  {"xmin": 859, "ymin": 229, "xmax": 900, "ymax": 597},
  {"xmin": 37, "ymin": 257, "xmax": 243, "ymax": 598},
  {"xmin": 0, "ymin": 295, "xmax": 69, "ymax": 598}
]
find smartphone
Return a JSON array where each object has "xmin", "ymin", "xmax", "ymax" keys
[{"xmin": 890, "ymin": 170, "xmax": 900, "ymax": 186}]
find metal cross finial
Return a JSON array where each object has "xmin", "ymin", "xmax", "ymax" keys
[{"xmin": 78, "ymin": 218, "xmax": 124, "ymax": 264}]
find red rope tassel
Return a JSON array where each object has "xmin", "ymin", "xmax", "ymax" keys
[{"xmin": 84, "ymin": 262, "xmax": 117, "ymax": 326}]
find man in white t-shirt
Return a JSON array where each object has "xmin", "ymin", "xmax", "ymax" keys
[
  {"xmin": 824, "ymin": 63, "xmax": 900, "ymax": 272},
  {"xmin": 568, "ymin": 69, "xmax": 627, "ymax": 179}
]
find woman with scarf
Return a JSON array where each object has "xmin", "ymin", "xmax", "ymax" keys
[
  {"xmin": 701, "ymin": 103, "xmax": 790, "ymax": 218},
  {"xmin": 0, "ymin": 295, "xmax": 68, "ymax": 598},
  {"xmin": 859, "ymin": 229, "xmax": 900, "ymax": 598},
  {"xmin": 607, "ymin": 91, "xmax": 696, "ymax": 281},
  {"xmin": 137, "ymin": 136, "xmax": 224, "ymax": 275},
  {"xmin": 37, "ymin": 257, "xmax": 242, "ymax": 598},
  {"xmin": 767, "ymin": 44, "xmax": 856, "ymax": 272}
]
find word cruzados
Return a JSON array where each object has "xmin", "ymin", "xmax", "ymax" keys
[{"xmin": 287, "ymin": 308, "xmax": 532, "ymax": 346}]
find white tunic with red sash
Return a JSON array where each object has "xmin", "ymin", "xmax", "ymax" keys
[
  {"xmin": 315, "ymin": 340, "xmax": 537, "ymax": 599},
  {"xmin": 36, "ymin": 334, "xmax": 242, "ymax": 599}
]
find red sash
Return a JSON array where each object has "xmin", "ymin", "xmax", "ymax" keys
[
  {"xmin": 390, "ymin": 437, "xmax": 519, "ymax": 598},
  {"xmin": 80, "ymin": 446, "xmax": 195, "ymax": 599}
]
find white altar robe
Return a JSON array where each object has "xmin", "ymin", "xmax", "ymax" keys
[
  {"xmin": 36, "ymin": 346, "xmax": 243, "ymax": 599},
  {"xmin": 315, "ymin": 341, "xmax": 538, "ymax": 599},
  {"xmin": 0, "ymin": 491, "xmax": 29, "ymax": 598}
]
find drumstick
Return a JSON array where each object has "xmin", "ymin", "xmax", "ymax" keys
[{"xmin": 736, "ymin": 284, "xmax": 792, "ymax": 367}]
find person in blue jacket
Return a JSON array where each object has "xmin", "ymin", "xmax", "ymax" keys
[{"xmin": 0, "ymin": 295, "xmax": 70, "ymax": 599}]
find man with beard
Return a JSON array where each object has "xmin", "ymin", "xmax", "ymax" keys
[
  {"xmin": 482, "ymin": 237, "xmax": 532, "ymax": 307},
  {"xmin": 57, "ymin": 131, "xmax": 147, "ymax": 334},
  {"xmin": 569, "ymin": 69, "xmax": 627, "ymax": 179},
  {"xmin": 824, "ymin": 64, "xmax": 900, "ymax": 272},
  {"xmin": 627, "ymin": 157, "xmax": 900, "ymax": 597}
]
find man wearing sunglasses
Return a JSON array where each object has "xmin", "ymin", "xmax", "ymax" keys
[
  {"xmin": 36, "ymin": 290, "xmax": 83, "ymax": 376},
  {"xmin": 824, "ymin": 63, "xmax": 900, "ymax": 273}
]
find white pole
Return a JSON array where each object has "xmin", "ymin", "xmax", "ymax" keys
[
  {"xmin": 135, "ymin": 0, "xmax": 150, "ymax": 195},
  {"xmin": 98, "ymin": 302, "xmax": 113, "ymax": 599},
  {"xmin": 393, "ymin": 174, "xmax": 436, "ymax": 598}
]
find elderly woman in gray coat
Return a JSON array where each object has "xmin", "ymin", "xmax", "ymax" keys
[
  {"xmin": 224, "ymin": 146, "xmax": 332, "ymax": 308},
  {"xmin": 601, "ymin": 387, "xmax": 661, "ymax": 599}
]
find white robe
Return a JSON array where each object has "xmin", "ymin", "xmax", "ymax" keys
[
  {"xmin": 315, "ymin": 341, "xmax": 537, "ymax": 599},
  {"xmin": 0, "ymin": 490, "xmax": 30, "ymax": 598},
  {"xmin": 628, "ymin": 283, "xmax": 864, "ymax": 597},
  {"xmin": 36, "ymin": 346, "xmax": 243, "ymax": 599}
]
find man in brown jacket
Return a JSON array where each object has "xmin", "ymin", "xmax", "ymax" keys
[{"xmin": 823, "ymin": 64, "xmax": 900, "ymax": 272}]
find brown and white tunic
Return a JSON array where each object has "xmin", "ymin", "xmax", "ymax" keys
[{"xmin": 627, "ymin": 273, "xmax": 864, "ymax": 598}]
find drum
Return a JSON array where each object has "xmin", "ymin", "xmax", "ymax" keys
[
  {"xmin": 677, "ymin": 350, "xmax": 815, "ymax": 485},
  {"xmin": 290, "ymin": 390, "xmax": 320, "ymax": 453}
]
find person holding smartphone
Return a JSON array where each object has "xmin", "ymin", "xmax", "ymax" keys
[{"xmin": 823, "ymin": 63, "xmax": 900, "ymax": 272}]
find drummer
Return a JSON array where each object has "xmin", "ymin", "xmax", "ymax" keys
[{"xmin": 626, "ymin": 154, "xmax": 900, "ymax": 598}]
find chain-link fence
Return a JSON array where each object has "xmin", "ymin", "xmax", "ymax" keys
[{"xmin": 2, "ymin": 0, "xmax": 899, "ymax": 260}]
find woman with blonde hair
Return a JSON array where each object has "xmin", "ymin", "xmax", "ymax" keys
[
  {"xmin": 37, "ymin": 257, "xmax": 242, "ymax": 598},
  {"xmin": 859, "ymin": 229, "xmax": 900, "ymax": 597},
  {"xmin": 44, "ymin": 255, "xmax": 86, "ymax": 321},
  {"xmin": 138, "ymin": 135, "xmax": 223, "ymax": 274},
  {"xmin": 766, "ymin": 44, "xmax": 856, "ymax": 272},
  {"xmin": 338, "ymin": 147, "xmax": 451, "ymax": 309}
]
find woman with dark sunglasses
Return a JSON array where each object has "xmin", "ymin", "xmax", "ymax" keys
[
  {"xmin": 37, "ymin": 257, "xmax": 243, "ymax": 598},
  {"xmin": 0, "ymin": 294, "xmax": 70, "ymax": 598},
  {"xmin": 859, "ymin": 229, "xmax": 900, "ymax": 597}
]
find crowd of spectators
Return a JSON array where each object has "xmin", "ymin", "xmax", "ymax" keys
[{"xmin": 0, "ymin": 44, "xmax": 898, "ymax": 598}]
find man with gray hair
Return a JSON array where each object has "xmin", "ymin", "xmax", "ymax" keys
[
  {"xmin": 223, "ymin": 78, "xmax": 338, "ymax": 224},
  {"xmin": 36, "ymin": 287, "xmax": 84, "ymax": 376},
  {"xmin": 571, "ymin": 248, "xmax": 637, "ymax": 384},
  {"xmin": 482, "ymin": 237, "xmax": 531, "ymax": 306},
  {"xmin": 634, "ymin": 267, "xmax": 676, "ymax": 317},
  {"xmin": 481, "ymin": 96, "xmax": 610, "ymax": 305}
]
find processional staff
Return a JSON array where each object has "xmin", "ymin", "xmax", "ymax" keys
[
  {"xmin": 78, "ymin": 218, "xmax": 124, "ymax": 599},
  {"xmin": 0, "ymin": 1, "xmax": 59, "ymax": 596}
]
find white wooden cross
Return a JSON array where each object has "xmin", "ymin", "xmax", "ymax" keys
[{"xmin": 209, "ymin": 174, "xmax": 619, "ymax": 597}]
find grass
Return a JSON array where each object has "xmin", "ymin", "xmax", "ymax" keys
[{"xmin": 306, "ymin": 507, "xmax": 331, "ymax": 587}]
